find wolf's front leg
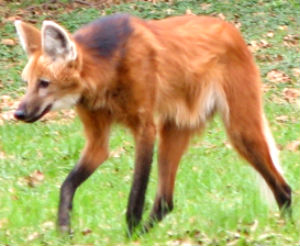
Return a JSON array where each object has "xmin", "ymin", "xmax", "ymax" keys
[{"xmin": 58, "ymin": 107, "xmax": 111, "ymax": 233}]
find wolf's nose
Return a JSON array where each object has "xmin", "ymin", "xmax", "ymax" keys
[{"xmin": 14, "ymin": 110, "xmax": 26, "ymax": 120}]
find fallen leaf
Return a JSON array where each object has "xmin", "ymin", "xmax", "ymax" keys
[
  {"xmin": 27, "ymin": 232, "xmax": 39, "ymax": 241},
  {"xmin": 283, "ymin": 88, "xmax": 300, "ymax": 103},
  {"xmin": 217, "ymin": 13, "xmax": 226, "ymax": 20},
  {"xmin": 275, "ymin": 115, "xmax": 288, "ymax": 123},
  {"xmin": 42, "ymin": 221, "xmax": 55, "ymax": 231},
  {"xmin": 259, "ymin": 39, "xmax": 271, "ymax": 48},
  {"xmin": 248, "ymin": 39, "xmax": 271, "ymax": 53},
  {"xmin": 166, "ymin": 9, "xmax": 173, "ymax": 15},
  {"xmin": 0, "ymin": 95, "xmax": 20, "ymax": 124},
  {"xmin": 185, "ymin": 9, "xmax": 195, "ymax": 16},
  {"xmin": 0, "ymin": 111, "xmax": 15, "ymax": 124},
  {"xmin": 283, "ymin": 34, "xmax": 299, "ymax": 47},
  {"xmin": 224, "ymin": 140, "xmax": 232, "ymax": 149},
  {"xmin": 0, "ymin": 151, "xmax": 6, "ymax": 159},
  {"xmin": 257, "ymin": 233, "xmax": 279, "ymax": 241},
  {"xmin": 274, "ymin": 54, "xmax": 284, "ymax": 62},
  {"xmin": 292, "ymin": 68, "xmax": 300, "ymax": 77},
  {"xmin": 234, "ymin": 21, "xmax": 242, "ymax": 29},
  {"xmin": 1, "ymin": 38, "xmax": 16, "ymax": 46},
  {"xmin": 262, "ymin": 83, "xmax": 272, "ymax": 93},
  {"xmin": 110, "ymin": 147, "xmax": 126, "ymax": 158},
  {"xmin": 277, "ymin": 143, "xmax": 284, "ymax": 151},
  {"xmin": 270, "ymin": 93, "xmax": 286, "ymax": 104},
  {"xmin": 250, "ymin": 219, "xmax": 259, "ymax": 232},
  {"xmin": 286, "ymin": 140, "xmax": 300, "ymax": 152},
  {"xmin": 25, "ymin": 170, "xmax": 45, "ymax": 187},
  {"xmin": 82, "ymin": 228, "xmax": 92, "ymax": 235},
  {"xmin": 167, "ymin": 239, "xmax": 195, "ymax": 246},
  {"xmin": 0, "ymin": 218, "xmax": 8, "ymax": 229},
  {"xmin": 0, "ymin": 95, "xmax": 18, "ymax": 108},
  {"xmin": 266, "ymin": 69, "xmax": 291, "ymax": 84},
  {"xmin": 266, "ymin": 31, "xmax": 274, "ymax": 38},
  {"xmin": 278, "ymin": 25, "xmax": 288, "ymax": 30},
  {"xmin": 255, "ymin": 54, "xmax": 272, "ymax": 62},
  {"xmin": 200, "ymin": 3, "xmax": 211, "ymax": 10},
  {"xmin": 4, "ymin": 16, "xmax": 21, "ymax": 22},
  {"xmin": 257, "ymin": 54, "xmax": 284, "ymax": 63}
]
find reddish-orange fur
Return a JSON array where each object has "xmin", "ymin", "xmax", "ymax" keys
[{"xmin": 14, "ymin": 14, "xmax": 291, "ymax": 234}]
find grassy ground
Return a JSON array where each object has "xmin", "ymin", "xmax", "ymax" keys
[{"xmin": 0, "ymin": 0, "xmax": 299, "ymax": 245}]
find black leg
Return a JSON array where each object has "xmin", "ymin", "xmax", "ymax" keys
[
  {"xmin": 126, "ymin": 136, "xmax": 155, "ymax": 235},
  {"xmin": 58, "ymin": 164, "xmax": 92, "ymax": 233},
  {"xmin": 143, "ymin": 197, "xmax": 173, "ymax": 232}
]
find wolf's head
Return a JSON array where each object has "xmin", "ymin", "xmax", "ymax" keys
[{"xmin": 14, "ymin": 20, "xmax": 83, "ymax": 122}]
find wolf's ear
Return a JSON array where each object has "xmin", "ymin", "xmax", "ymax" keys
[
  {"xmin": 15, "ymin": 20, "xmax": 41, "ymax": 56},
  {"xmin": 42, "ymin": 21, "xmax": 77, "ymax": 62}
]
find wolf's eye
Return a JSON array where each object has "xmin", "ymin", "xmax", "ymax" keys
[{"xmin": 38, "ymin": 79, "xmax": 50, "ymax": 89}]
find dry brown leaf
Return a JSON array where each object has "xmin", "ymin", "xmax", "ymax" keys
[
  {"xmin": 250, "ymin": 219, "xmax": 259, "ymax": 232},
  {"xmin": 224, "ymin": 140, "xmax": 232, "ymax": 149},
  {"xmin": 200, "ymin": 3, "xmax": 211, "ymax": 10},
  {"xmin": 270, "ymin": 93, "xmax": 286, "ymax": 104},
  {"xmin": 259, "ymin": 39, "xmax": 271, "ymax": 48},
  {"xmin": 248, "ymin": 41, "xmax": 259, "ymax": 53},
  {"xmin": 0, "ymin": 218, "xmax": 8, "ymax": 229},
  {"xmin": 0, "ymin": 95, "xmax": 18, "ymax": 107},
  {"xmin": 82, "ymin": 228, "xmax": 92, "ymax": 235},
  {"xmin": 1, "ymin": 38, "xmax": 16, "ymax": 46},
  {"xmin": 261, "ymin": 83, "xmax": 272, "ymax": 93},
  {"xmin": 266, "ymin": 31, "xmax": 274, "ymax": 38},
  {"xmin": 167, "ymin": 239, "xmax": 194, "ymax": 246},
  {"xmin": 283, "ymin": 88, "xmax": 300, "ymax": 103},
  {"xmin": 0, "ymin": 111, "xmax": 15, "ymax": 124},
  {"xmin": 0, "ymin": 151, "xmax": 6, "ymax": 160},
  {"xmin": 278, "ymin": 25, "xmax": 288, "ymax": 30},
  {"xmin": 266, "ymin": 69, "xmax": 291, "ymax": 84},
  {"xmin": 257, "ymin": 233, "xmax": 279, "ymax": 241},
  {"xmin": 217, "ymin": 13, "xmax": 226, "ymax": 20},
  {"xmin": 185, "ymin": 9, "xmax": 195, "ymax": 16},
  {"xmin": 283, "ymin": 34, "xmax": 299, "ymax": 47},
  {"xmin": 110, "ymin": 147, "xmax": 126, "ymax": 158},
  {"xmin": 248, "ymin": 39, "xmax": 272, "ymax": 53},
  {"xmin": 0, "ymin": 95, "xmax": 20, "ymax": 124},
  {"xmin": 286, "ymin": 140, "xmax": 300, "ymax": 152},
  {"xmin": 130, "ymin": 241, "xmax": 141, "ymax": 246},
  {"xmin": 166, "ymin": 8, "xmax": 173, "ymax": 15},
  {"xmin": 255, "ymin": 54, "xmax": 272, "ymax": 62},
  {"xmin": 25, "ymin": 170, "xmax": 45, "ymax": 187},
  {"xmin": 4, "ymin": 16, "xmax": 21, "ymax": 22},
  {"xmin": 27, "ymin": 231, "xmax": 39, "ymax": 241},
  {"xmin": 234, "ymin": 21, "xmax": 242, "ymax": 29},
  {"xmin": 257, "ymin": 54, "xmax": 284, "ymax": 63},
  {"xmin": 275, "ymin": 115, "xmax": 289, "ymax": 123},
  {"xmin": 274, "ymin": 54, "xmax": 284, "ymax": 62},
  {"xmin": 42, "ymin": 221, "xmax": 55, "ymax": 231},
  {"xmin": 292, "ymin": 68, "xmax": 300, "ymax": 77}
]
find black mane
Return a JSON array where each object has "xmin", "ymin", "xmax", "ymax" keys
[{"xmin": 74, "ymin": 14, "xmax": 133, "ymax": 58}]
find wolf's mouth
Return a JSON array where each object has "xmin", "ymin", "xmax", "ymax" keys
[{"xmin": 24, "ymin": 104, "xmax": 52, "ymax": 123}]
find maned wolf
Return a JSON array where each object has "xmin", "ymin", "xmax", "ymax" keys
[{"xmin": 14, "ymin": 14, "xmax": 291, "ymax": 233}]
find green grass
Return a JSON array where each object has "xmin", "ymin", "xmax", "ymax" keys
[{"xmin": 0, "ymin": 0, "xmax": 299, "ymax": 245}]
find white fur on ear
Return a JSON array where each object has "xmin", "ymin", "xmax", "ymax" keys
[
  {"xmin": 15, "ymin": 20, "xmax": 27, "ymax": 52},
  {"xmin": 42, "ymin": 20, "xmax": 77, "ymax": 61},
  {"xmin": 14, "ymin": 20, "xmax": 41, "ymax": 56}
]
